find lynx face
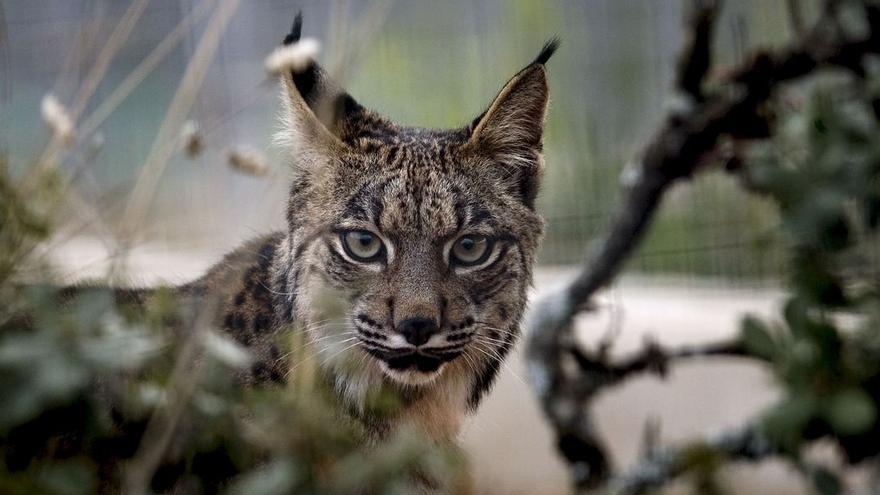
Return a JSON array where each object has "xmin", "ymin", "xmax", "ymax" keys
[
  {"xmin": 274, "ymin": 33, "xmax": 556, "ymax": 408},
  {"xmin": 298, "ymin": 138, "xmax": 542, "ymax": 390}
]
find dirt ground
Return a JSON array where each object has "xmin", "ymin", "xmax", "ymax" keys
[
  {"xmin": 460, "ymin": 269, "xmax": 800, "ymax": 495},
  {"xmin": 48, "ymin": 239, "xmax": 822, "ymax": 494}
]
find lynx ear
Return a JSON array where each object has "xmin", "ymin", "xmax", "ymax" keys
[
  {"xmin": 275, "ymin": 13, "xmax": 362, "ymax": 173},
  {"xmin": 278, "ymin": 70, "xmax": 351, "ymax": 174},
  {"xmin": 466, "ymin": 39, "xmax": 558, "ymax": 208}
]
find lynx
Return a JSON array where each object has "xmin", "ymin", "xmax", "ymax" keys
[{"xmin": 176, "ymin": 16, "xmax": 556, "ymax": 441}]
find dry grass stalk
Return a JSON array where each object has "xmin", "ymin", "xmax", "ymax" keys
[
  {"xmin": 123, "ymin": 296, "xmax": 221, "ymax": 495},
  {"xmin": 23, "ymin": 0, "xmax": 218, "ymax": 273},
  {"xmin": 118, "ymin": 0, "xmax": 242, "ymax": 255},
  {"xmin": 326, "ymin": 0, "xmax": 393, "ymax": 82},
  {"xmin": 77, "ymin": 0, "xmax": 217, "ymax": 141},
  {"xmin": 29, "ymin": 0, "xmax": 149, "ymax": 182},
  {"xmin": 69, "ymin": 0, "xmax": 150, "ymax": 121}
]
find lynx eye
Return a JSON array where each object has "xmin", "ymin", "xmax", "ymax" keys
[
  {"xmin": 450, "ymin": 235, "xmax": 492, "ymax": 266},
  {"xmin": 341, "ymin": 230, "xmax": 384, "ymax": 262}
]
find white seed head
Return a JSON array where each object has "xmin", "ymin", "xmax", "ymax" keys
[
  {"xmin": 41, "ymin": 93, "xmax": 75, "ymax": 145},
  {"xmin": 228, "ymin": 146, "xmax": 270, "ymax": 177},
  {"xmin": 264, "ymin": 38, "xmax": 321, "ymax": 75},
  {"xmin": 180, "ymin": 119, "xmax": 204, "ymax": 159}
]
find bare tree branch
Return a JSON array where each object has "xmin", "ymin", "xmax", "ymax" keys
[
  {"xmin": 570, "ymin": 338, "xmax": 748, "ymax": 384},
  {"xmin": 677, "ymin": 0, "xmax": 718, "ymax": 102},
  {"xmin": 787, "ymin": 0, "xmax": 807, "ymax": 38},
  {"xmin": 608, "ymin": 425, "xmax": 775, "ymax": 495}
]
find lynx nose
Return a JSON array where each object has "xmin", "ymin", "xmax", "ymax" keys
[{"xmin": 396, "ymin": 317, "xmax": 438, "ymax": 347}]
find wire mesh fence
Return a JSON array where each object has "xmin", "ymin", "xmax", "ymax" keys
[{"xmin": 2, "ymin": 0, "xmax": 800, "ymax": 285}]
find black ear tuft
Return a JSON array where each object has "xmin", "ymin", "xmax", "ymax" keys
[
  {"xmin": 277, "ymin": 12, "xmax": 383, "ymax": 148},
  {"xmin": 283, "ymin": 11, "xmax": 303, "ymax": 46},
  {"xmin": 531, "ymin": 37, "xmax": 560, "ymax": 66},
  {"xmin": 466, "ymin": 40, "xmax": 555, "ymax": 209},
  {"xmin": 466, "ymin": 39, "xmax": 557, "ymax": 131},
  {"xmin": 279, "ymin": 12, "xmax": 320, "ymax": 108}
]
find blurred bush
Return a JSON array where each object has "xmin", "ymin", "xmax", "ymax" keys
[
  {"xmin": 739, "ymin": 66, "xmax": 880, "ymax": 474},
  {"xmin": 0, "ymin": 163, "xmax": 464, "ymax": 494}
]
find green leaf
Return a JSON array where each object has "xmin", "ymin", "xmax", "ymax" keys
[
  {"xmin": 224, "ymin": 459, "xmax": 300, "ymax": 495},
  {"xmin": 71, "ymin": 288, "xmax": 115, "ymax": 330},
  {"xmin": 864, "ymin": 194, "xmax": 880, "ymax": 228},
  {"xmin": 783, "ymin": 298, "xmax": 808, "ymax": 336},
  {"xmin": 823, "ymin": 388, "xmax": 877, "ymax": 436},
  {"xmin": 202, "ymin": 331, "xmax": 251, "ymax": 369},
  {"xmin": 808, "ymin": 322, "xmax": 842, "ymax": 369},
  {"xmin": 0, "ymin": 339, "xmax": 88, "ymax": 428},
  {"xmin": 37, "ymin": 459, "xmax": 97, "ymax": 495},
  {"xmin": 791, "ymin": 252, "xmax": 846, "ymax": 307},
  {"xmin": 741, "ymin": 316, "xmax": 776, "ymax": 360},
  {"xmin": 819, "ymin": 215, "xmax": 850, "ymax": 252},
  {"xmin": 80, "ymin": 328, "xmax": 162, "ymax": 371},
  {"xmin": 762, "ymin": 394, "xmax": 816, "ymax": 451},
  {"xmin": 810, "ymin": 465, "xmax": 841, "ymax": 495}
]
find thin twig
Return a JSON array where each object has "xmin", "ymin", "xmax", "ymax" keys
[
  {"xmin": 27, "ymin": 0, "xmax": 149, "ymax": 185},
  {"xmin": 69, "ymin": 0, "xmax": 150, "ymax": 121},
  {"xmin": 116, "ymin": 0, "xmax": 242, "ymax": 268},
  {"xmin": 0, "ymin": 2, "xmax": 12, "ymax": 108},
  {"xmin": 677, "ymin": 0, "xmax": 718, "ymax": 102},
  {"xmin": 77, "ymin": 0, "xmax": 217, "ymax": 141},
  {"xmin": 122, "ymin": 295, "xmax": 220, "ymax": 495},
  {"xmin": 569, "ymin": 338, "xmax": 748, "ymax": 385},
  {"xmin": 608, "ymin": 424, "xmax": 775, "ymax": 495}
]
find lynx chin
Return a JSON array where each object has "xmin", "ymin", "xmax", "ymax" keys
[{"xmin": 179, "ymin": 15, "xmax": 557, "ymax": 441}]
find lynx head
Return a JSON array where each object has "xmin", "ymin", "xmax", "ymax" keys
[{"xmin": 273, "ymin": 16, "xmax": 556, "ymax": 410}]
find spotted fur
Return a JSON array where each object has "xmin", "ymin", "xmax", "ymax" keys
[{"xmin": 184, "ymin": 16, "xmax": 556, "ymax": 441}]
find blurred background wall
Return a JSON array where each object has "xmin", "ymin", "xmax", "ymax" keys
[{"xmin": 3, "ymin": 0, "xmax": 799, "ymax": 284}]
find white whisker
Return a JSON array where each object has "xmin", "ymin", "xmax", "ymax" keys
[
  {"xmin": 471, "ymin": 338, "xmax": 527, "ymax": 387},
  {"xmin": 317, "ymin": 341, "xmax": 363, "ymax": 370}
]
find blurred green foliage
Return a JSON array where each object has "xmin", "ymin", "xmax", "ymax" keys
[
  {"xmin": 0, "ymin": 161, "xmax": 463, "ymax": 494},
  {"xmin": 734, "ymin": 61, "xmax": 880, "ymax": 489}
]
